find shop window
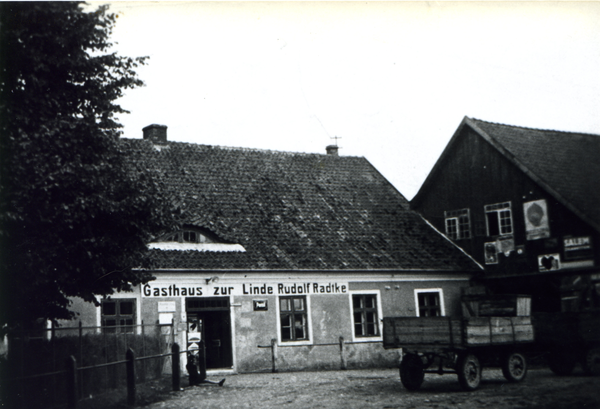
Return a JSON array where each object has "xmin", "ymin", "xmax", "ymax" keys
[
  {"xmin": 279, "ymin": 296, "xmax": 308, "ymax": 342},
  {"xmin": 352, "ymin": 294, "xmax": 379, "ymax": 337},
  {"xmin": 444, "ymin": 209, "xmax": 471, "ymax": 240},
  {"xmin": 102, "ymin": 299, "xmax": 136, "ymax": 333},
  {"xmin": 415, "ymin": 290, "xmax": 444, "ymax": 317},
  {"xmin": 485, "ymin": 202, "xmax": 513, "ymax": 237}
]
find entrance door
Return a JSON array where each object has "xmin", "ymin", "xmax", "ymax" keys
[{"xmin": 186, "ymin": 297, "xmax": 233, "ymax": 369}]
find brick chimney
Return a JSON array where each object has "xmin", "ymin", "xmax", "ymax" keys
[
  {"xmin": 142, "ymin": 124, "xmax": 167, "ymax": 144},
  {"xmin": 326, "ymin": 145, "xmax": 339, "ymax": 156}
]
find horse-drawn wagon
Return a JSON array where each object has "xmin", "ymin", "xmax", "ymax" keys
[{"xmin": 383, "ymin": 294, "xmax": 534, "ymax": 391}]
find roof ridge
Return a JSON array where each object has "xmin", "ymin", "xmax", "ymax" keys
[
  {"xmin": 469, "ymin": 117, "xmax": 600, "ymax": 138},
  {"xmin": 121, "ymin": 137, "xmax": 364, "ymax": 159}
]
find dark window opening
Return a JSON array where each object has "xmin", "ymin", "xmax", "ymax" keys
[
  {"xmin": 485, "ymin": 202, "xmax": 513, "ymax": 237},
  {"xmin": 417, "ymin": 292, "xmax": 441, "ymax": 317},
  {"xmin": 353, "ymin": 294, "xmax": 379, "ymax": 337},
  {"xmin": 280, "ymin": 296, "xmax": 308, "ymax": 341},
  {"xmin": 102, "ymin": 299, "xmax": 135, "ymax": 333}
]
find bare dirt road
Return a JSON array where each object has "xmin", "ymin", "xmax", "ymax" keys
[{"xmin": 143, "ymin": 367, "xmax": 600, "ymax": 409}]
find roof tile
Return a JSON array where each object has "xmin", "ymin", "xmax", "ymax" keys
[{"xmin": 123, "ymin": 138, "xmax": 480, "ymax": 272}]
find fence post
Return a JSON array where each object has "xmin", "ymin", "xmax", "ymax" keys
[
  {"xmin": 126, "ymin": 348, "xmax": 136, "ymax": 407},
  {"xmin": 339, "ymin": 336, "xmax": 347, "ymax": 370},
  {"xmin": 65, "ymin": 355, "xmax": 77, "ymax": 409},
  {"xmin": 199, "ymin": 340, "xmax": 207, "ymax": 381},
  {"xmin": 78, "ymin": 321, "xmax": 83, "ymax": 398},
  {"xmin": 141, "ymin": 320, "xmax": 146, "ymax": 382},
  {"xmin": 52, "ymin": 323, "xmax": 57, "ymax": 407},
  {"xmin": 271, "ymin": 338, "xmax": 278, "ymax": 373},
  {"xmin": 171, "ymin": 318, "xmax": 175, "ymax": 346},
  {"xmin": 172, "ymin": 343, "xmax": 180, "ymax": 391}
]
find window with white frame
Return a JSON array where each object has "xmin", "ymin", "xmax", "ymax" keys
[
  {"xmin": 485, "ymin": 202, "xmax": 513, "ymax": 237},
  {"xmin": 102, "ymin": 299, "xmax": 136, "ymax": 333},
  {"xmin": 352, "ymin": 294, "xmax": 379, "ymax": 337},
  {"xmin": 414, "ymin": 289, "xmax": 445, "ymax": 317},
  {"xmin": 444, "ymin": 209, "xmax": 471, "ymax": 240},
  {"xmin": 279, "ymin": 296, "xmax": 309, "ymax": 342}
]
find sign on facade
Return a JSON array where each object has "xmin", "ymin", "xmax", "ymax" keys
[
  {"xmin": 524, "ymin": 200, "xmax": 550, "ymax": 240},
  {"xmin": 538, "ymin": 253, "xmax": 561, "ymax": 272},
  {"xmin": 564, "ymin": 236, "xmax": 592, "ymax": 260},
  {"xmin": 142, "ymin": 281, "xmax": 349, "ymax": 298}
]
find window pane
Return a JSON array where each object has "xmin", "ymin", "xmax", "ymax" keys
[
  {"xmin": 354, "ymin": 311, "xmax": 363, "ymax": 323},
  {"xmin": 103, "ymin": 319, "xmax": 116, "ymax": 333},
  {"xmin": 280, "ymin": 315, "xmax": 291, "ymax": 341},
  {"xmin": 366, "ymin": 296, "xmax": 375, "ymax": 309},
  {"xmin": 354, "ymin": 311, "xmax": 363, "ymax": 336},
  {"xmin": 459, "ymin": 215, "xmax": 471, "ymax": 239},
  {"xmin": 120, "ymin": 319, "xmax": 134, "ymax": 333},
  {"xmin": 280, "ymin": 298, "xmax": 290, "ymax": 311},
  {"xmin": 294, "ymin": 314, "xmax": 305, "ymax": 339},
  {"xmin": 183, "ymin": 231, "xmax": 197, "ymax": 242},
  {"xmin": 119, "ymin": 301, "xmax": 134, "ymax": 315},
  {"xmin": 293, "ymin": 298, "xmax": 304, "ymax": 311},
  {"xmin": 352, "ymin": 295, "xmax": 361, "ymax": 309},
  {"xmin": 446, "ymin": 218, "xmax": 458, "ymax": 239},
  {"xmin": 499, "ymin": 210, "xmax": 512, "ymax": 234},
  {"xmin": 366, "ymin": 311, "xmax": 376, "ymax": 324},
  {"xmin": 102, "ymin": 302, "xmax": 116, "ymax": 316}
]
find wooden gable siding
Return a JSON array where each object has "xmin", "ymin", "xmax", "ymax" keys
[{"xmin": 412, "ymin": 127, "xmax": 598, "ymax": 275}]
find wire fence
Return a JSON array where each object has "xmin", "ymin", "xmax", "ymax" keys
[{"xmin": 257, "ymin": 336, "xmax": 384, "ymax": 372}]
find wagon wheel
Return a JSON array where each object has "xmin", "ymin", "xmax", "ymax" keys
[
  {"xmin": 457, "ymin": 352, "xmax": 481, "ymax": 391},
  {"xmin": 501, "ymin": 351, "xmax": 528, "ymax": 382},
  {"xmin": 400, "ymin": 354, "xmax": 425, "ymax": 391},
  {"xmin": 548, "ymin": 348, "xmax": 576, "ymax": 376},
  {"xmin": 583, "ymin": 347, "xmax": 600, "ymax": 376}
]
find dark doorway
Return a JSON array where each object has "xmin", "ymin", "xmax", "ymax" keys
[{"xmin": 186, "ymin": 297, "xmax": 233, "ymax": 369}]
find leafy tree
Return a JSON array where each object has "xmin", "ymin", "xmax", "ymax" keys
[{"xmin": 0, "ymin": 2, "xmax": 175, "ymax": 328}]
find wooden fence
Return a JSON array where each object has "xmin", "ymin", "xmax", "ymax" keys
[{"xmin": 2, "ymin": 321, "xmax": 180, "ymax": 408}]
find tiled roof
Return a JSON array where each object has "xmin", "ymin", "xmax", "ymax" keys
[
  {"xmin": 122, "ymin": 138, "xmax": 481, "ymax": 272},
  {"xmin": 468, "ymin": 117, "xmax": 600, "ymax": 232}
]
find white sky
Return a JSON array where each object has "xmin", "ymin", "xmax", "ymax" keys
[{"xmin": 97, "ymin": 1, "xmax": 600, "ymax": 200}]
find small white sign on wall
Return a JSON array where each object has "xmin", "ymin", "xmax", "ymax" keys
[
  {"xmin": 159, "ymin": 313, "xmax": 173, "ymax": 324},
  {"xmin": 158, "ymin": 301, "xmax": 176, "ymax": 312}
]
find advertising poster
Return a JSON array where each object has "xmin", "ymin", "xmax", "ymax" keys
[
  {"xmin": 538, "ymin": 253, "xmax": 561, "ymax": 272},
  {"xmin": 484, "ymin": 242, "xmax": 499, "ymax": 264},
  {"xmin": 524, "ymin": 199, "xmax": 550, "ymax": 240}
]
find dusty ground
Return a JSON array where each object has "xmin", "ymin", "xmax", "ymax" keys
[{"xmin": 141, "ymin": 366, "xmax": 600, "ymax": 409}]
